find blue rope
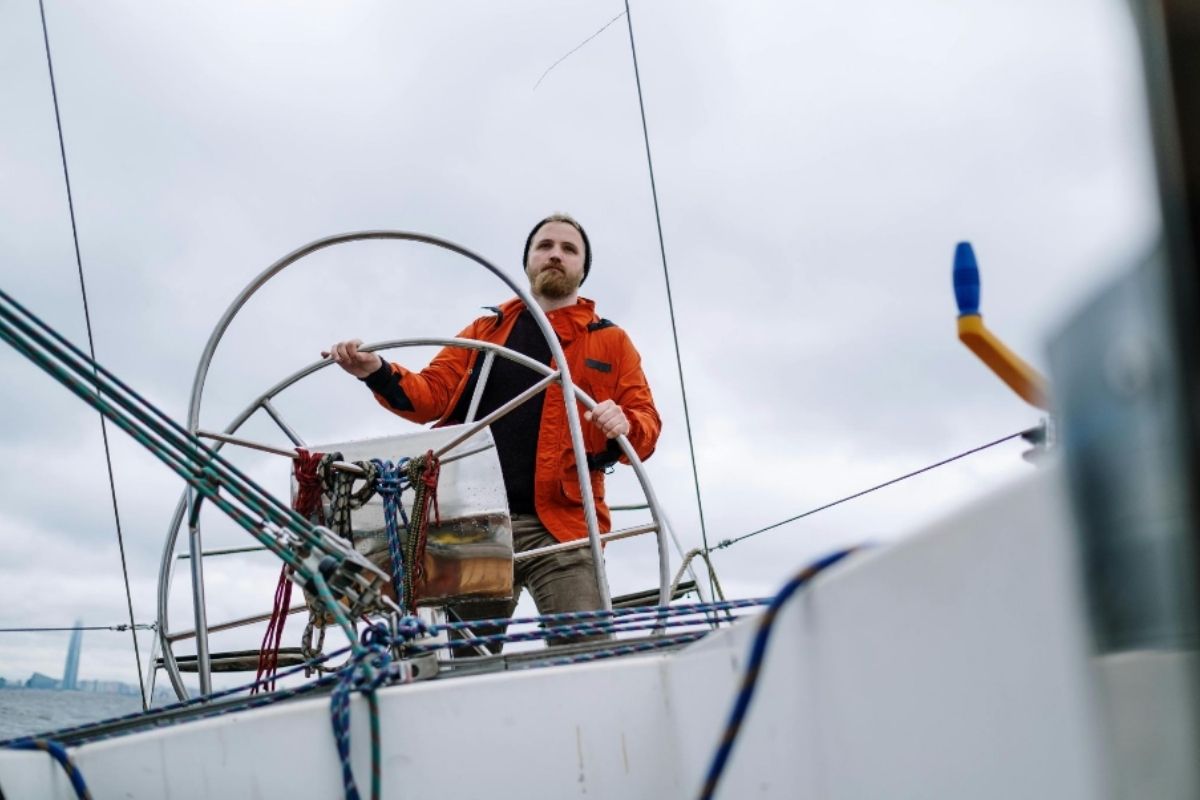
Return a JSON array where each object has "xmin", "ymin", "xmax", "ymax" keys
[
  {"xmin": 7, "ymin": 738, "xmax": 93, "ymax": 799},
  {"xmin": 330, "ymin": 644, "xmax": 391, "ymax": 800},
  {"xmin": 371, "ymin": 458, "xmax": 409, "ymax": 607},
  {"xmin": 433, "ymin": 597, "xmax": 769, "ymax": 634},
  {"xmin": 697, "ymin": 548, "xmax": 860, "ymax": 800},
  {"xmin": 330, "ymin": 616, "xmax": 427, "ymax": 800},
  {"xmin": 408, "ymin": 612, "xmax": 754, "ymax": 654},
  {"xmin": 515, "ymin": 630, "xmax": 708, "ymax": 669}
]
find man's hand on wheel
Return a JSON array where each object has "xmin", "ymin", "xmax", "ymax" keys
[
  {"xmin": 585, "ymin": 400, "xmax": 630, "ymax": 439},
  {"xmin": 322, "ymin": 339, "xmax": 383, "ymax": 379}
]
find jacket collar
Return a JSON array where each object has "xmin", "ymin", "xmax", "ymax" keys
[{"xmin": 498, "ymin": 296, "xmax": 598, "ymax": 344}]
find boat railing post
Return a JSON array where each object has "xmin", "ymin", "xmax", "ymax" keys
[{"xmin": 186, "ymin": 490, "xmax": 214, "ymax": 696}]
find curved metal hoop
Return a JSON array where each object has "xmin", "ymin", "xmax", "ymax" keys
[{"xmin": 152, "ymin": 231, "xmax": 694, "ymax": 699}]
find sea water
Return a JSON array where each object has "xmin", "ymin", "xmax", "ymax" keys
[{"xmin": 0, "ymin": 689, "xmax": 144, "ymax": 740}]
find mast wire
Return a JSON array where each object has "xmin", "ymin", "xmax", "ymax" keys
[
  {"xmin": 534, "ymin": 10, "xmax": 627, "ymax": 91},
  {"xmin": 0, "ymin": 624, "xmax": 156, "ymax": 634},
  {"xmin": 711, "ymin": 427, "xmax": 1037, "ymax": 552},
  {"xmin": 38, "ymin": 0, "xmax": 148, "ymax": 711},
  {"xmin": 623, "ymin": 1, "xmax": 719, "ymax": 599}
]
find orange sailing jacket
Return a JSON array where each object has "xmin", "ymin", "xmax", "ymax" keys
[{"xmin": 365, "ymin": 297, "xmax": 661, "ymax": 543}]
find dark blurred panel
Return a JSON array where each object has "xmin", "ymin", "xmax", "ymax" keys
[{"xmin": 1047, "ymin": 2, "xmax": 1200, "ymax": 796}]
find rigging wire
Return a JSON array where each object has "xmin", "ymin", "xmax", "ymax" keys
[
  {"xmin": 711, "ymin": 426, "xmax": 1039, "ymax": 552},
  {"xmin": 623, "ymin": 1, "xmax": 719, "ymax": 598},
  {"xmin": 37, "ymin": 0, "xmax": 148, "ymax": 711},
  {"xmin": 534, "ymin": 10, "xmax": 627, "ymax": 90},
  {"xmin": 0, "ymin": 624, "xmax": 156, "ymax": 634}
]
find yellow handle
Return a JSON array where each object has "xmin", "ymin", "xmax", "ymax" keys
[{"xmin": 957, "ymin": 315, "xmax": 1050, "ymax": 410}]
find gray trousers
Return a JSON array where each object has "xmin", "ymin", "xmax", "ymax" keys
[{"xmin": 449, "ymin": 513, "xmax": 610, "ymax": 655}]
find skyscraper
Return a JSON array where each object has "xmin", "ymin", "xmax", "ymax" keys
[{"xmin": 62, "ymin": 621, "xmax": 82, "ymax": 691}]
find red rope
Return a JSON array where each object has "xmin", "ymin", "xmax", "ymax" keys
[
  {"xmin": 252, "ymin": 565, "xmax": 292, "ymax": 693},
  {"xmin": 292, "ymin": 448, "xmax": 326, "ymax": 522},
  {"xmin": 253, "ymin": 449, "xmax": 324, "ymax": 693},
  {"xmin": 410, "ymin": 450, "xmax": 441, "ymax": 585}
]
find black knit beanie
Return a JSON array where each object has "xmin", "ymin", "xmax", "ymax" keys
[{"xmin": 523, "ymin": 216, "xmax": 592, "ymax": 284}]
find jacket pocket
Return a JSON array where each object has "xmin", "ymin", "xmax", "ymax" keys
[{"xmin": 560, "ymin": 471, "xmax": 606, "ymax": 505}]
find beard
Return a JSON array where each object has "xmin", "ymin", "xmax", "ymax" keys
[{"xmin": 531, "ymin": 266, "xmax": 581, "ymax": 299}]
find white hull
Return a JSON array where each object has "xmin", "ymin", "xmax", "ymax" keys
[{"xmin": 6, "ymin": 461, "xmax": 1168, "ymax": 798}]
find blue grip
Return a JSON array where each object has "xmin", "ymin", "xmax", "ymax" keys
[{"xmin": 953, "ymin": 241, "xmax": 980, "ymax": 316}]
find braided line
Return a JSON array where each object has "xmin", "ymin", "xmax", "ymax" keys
[
  {"xmin": 433, "ymin": 596, "xmax": 769, "ymax": 634},
  {"xmin": 403, "ymin": 450, "xmax": 441, "ymax": 597},
  {"xmin": 292, "ymin": 448, "xmax": 327, "ymax": 522},
  {"xmin": 697, "ymin": 548, "xmax": 859, "ymax": 800},
  {"xmin": 371, "ymin": 459, "xmax": 409, "ymax": 611},
  {"xmin": 303, "ymin": 456, "xmax": 377, "ymax": 671},
  {"xmin": 330, "ymin": 639, "xmax": 407, "ymax": 800},
  {"xmin": 7, "ymin": 738, "xmax": 93, "ymax": 799}
]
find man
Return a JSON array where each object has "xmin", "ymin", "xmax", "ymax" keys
[{"xmin": 324, "ymin": 213, "xmax": 661, "ymax": 649}]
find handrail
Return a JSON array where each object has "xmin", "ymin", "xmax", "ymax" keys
[
  {"xmin": 166, "ymin": 604, "xmax": 307, "ymax": 643},
  {"xmin": 514, "ymin": 523, "xmax": 658, "ymax": 562}
]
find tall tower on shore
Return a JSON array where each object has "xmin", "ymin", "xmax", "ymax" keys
[{"xmin": 62, "ymin": 621, "xmax": 82, "ymax": 691}]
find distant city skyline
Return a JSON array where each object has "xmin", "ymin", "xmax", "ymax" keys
[
  {"xmin": 62, "ymin": 620, "xmax": 82, "ymax": 691},
  {"xmin": 0, "ymin": 622, "xmax": 165, "ymax": 698}
]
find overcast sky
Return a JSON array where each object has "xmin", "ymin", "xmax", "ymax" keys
[{"xmin": 0, "ymin": 0, "xmax": 1159, "ymax": 695}]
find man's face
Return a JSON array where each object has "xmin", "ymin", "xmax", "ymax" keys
[{"xmin": 526, "ymin": 221, "xmax": 586, "ymax": 300}]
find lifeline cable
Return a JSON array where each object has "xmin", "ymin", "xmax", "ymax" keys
[
  {"xmin": 37, "ymin": 0, "xmax": 147, "ymax": 711},
  {"xmin": 697, "ymin": 548, "xmax": 859, "ymax": 800},
  {"xmin": 712, "ymin": 427, "xmax": 1037, "ymax": 551},
  {"xmin": 0, "ymin": 624, "xmax": 154, "ymax": 633},
  {"xmin": 624, "ymin": 0, "xmax": 717, "ymax": 598}
]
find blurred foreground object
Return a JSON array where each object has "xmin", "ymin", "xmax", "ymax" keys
[{"xmin": 1046, "ymin": 1, "xmax": 1200, "ymax": 797}]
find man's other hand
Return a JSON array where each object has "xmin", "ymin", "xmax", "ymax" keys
[
  {"xmin": 322, "ymin": 339, "xmax": 383, "ymax": 379},
  {"xmin": 585, "ymin": 400, "xmax": 630, "ymax": 439}
]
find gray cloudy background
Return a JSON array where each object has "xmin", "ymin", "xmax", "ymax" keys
[{"xmin": 0, "ymin": 0, "xmax": 1159, "ymax": 695}]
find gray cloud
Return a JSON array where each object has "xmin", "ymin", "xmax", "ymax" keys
[{"xmin": 0, "ymin": 0, "xmax": 1158, "ymax": 688}]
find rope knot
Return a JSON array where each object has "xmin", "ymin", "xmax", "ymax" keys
[
  {"xmin": 359, "ymin": 621, "xmax": 392, "ymax": 648},
  {"xmin": 374, "ymin": 475, "xmax": 402, "ymax": 495},
  {"xmin": 394, "ymin": 614, "xmax": 429, "ymax": 642},
  {"xmin": 292, "ymin": 448, "xmax": 326, "ymax": 522}
]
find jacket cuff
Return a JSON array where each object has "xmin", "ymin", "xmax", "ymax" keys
[
  {"xmin": 361, "ymin": 359, "xmax": 392, "ymax": 390},
  {"xmin": 586, "ymin": 439, "xmax": 624, "ymax": 472}
]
